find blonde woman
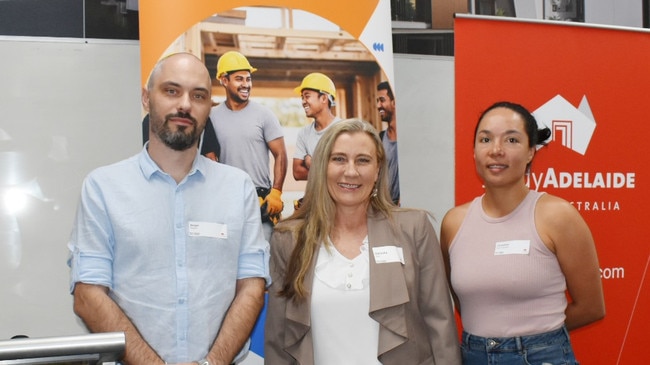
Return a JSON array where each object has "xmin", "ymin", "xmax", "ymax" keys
[{"xmin": 265, "ymin": 118, "xmax": 461, "ymax": 364}]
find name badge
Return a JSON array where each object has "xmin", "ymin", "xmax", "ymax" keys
[
  {"xmin": 188, "ymin": 221, "xmax": 228, "ymax": 239},
  {"xmin": 372, "ymin": 246, "xmax": 404, "ymax": 264},
  {"xmin": 494, "ymin": 240, "xmax": 530, "ymax": 255}
]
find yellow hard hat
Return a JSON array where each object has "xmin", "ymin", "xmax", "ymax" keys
[
  {"xmin": 216, "ymin": 51, "xmax": 257, "ymax": 78},
  {"xmin": 294, "ymin": 73, "xmax": 337, "ymax": 100}
]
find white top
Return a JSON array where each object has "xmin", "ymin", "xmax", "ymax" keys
[{"xmin": 310, "ymin": 237, "xmax": 381, "ymax": 365}]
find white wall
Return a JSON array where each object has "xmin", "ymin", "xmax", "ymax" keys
[
  {"xmin": 0, "ymin": 37, "xmax": 142, "ymax": 339},
  {"xmin": 0, "ymin": 40, "xmax": 458, "ymax": 365},
  {"xmin": 585, "ymin": 0, "xmax": 642, "ymax": 28},
  {"xmin": 514, "ymin": 0, "xmax": 542, "ymax": 19},
  {"xmin": 394, "ymin": 54, "xmax": 455, "ymax": 233},
  {"xmin": 507, "ymin": 0, "xmax": 643, "ymax": 27}
]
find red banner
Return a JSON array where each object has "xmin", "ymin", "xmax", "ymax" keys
[{"xmin": 455, "ymin": 15, "xmax": 650, "ymax": 364}]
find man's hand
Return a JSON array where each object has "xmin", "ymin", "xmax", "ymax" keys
[
  {"xmin": 303, "ymin": 154, "xmax": 312, "ymax": 170},
  {"xmin": 264, "ymin": 188, "xmax": 283, "ymax": 215}
]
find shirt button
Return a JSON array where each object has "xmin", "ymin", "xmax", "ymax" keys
[
  {"xmin": 347, "ymin": 272, "xmax": 353, "ymax": 277},
  {"xmin": 346, "ymin": 283, "xmax": 351, "ymax": 289}
]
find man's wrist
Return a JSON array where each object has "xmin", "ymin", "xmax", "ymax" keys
[{"xmin": 196, "ymin": 359, "xmax": 210, "ymax": 365}]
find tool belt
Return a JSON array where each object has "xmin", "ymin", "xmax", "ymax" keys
[
  {"xmin": 256, "ymin": 187, "xmax": 270, "ymax": 199},
  {"xmin": 256, "ymin": 187, "xmax": 279, "ymax": 225}
]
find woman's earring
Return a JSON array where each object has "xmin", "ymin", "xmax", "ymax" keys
[{"xmin": 372, "ymin": 187, "xmax": 378, "ymax": 197}]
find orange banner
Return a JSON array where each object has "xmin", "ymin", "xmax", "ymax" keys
[
  {"xmin": 455, "ymin": 15, "xmax": 650, "ymax": 364},
  {"xmin": 138, "ymin": 1, "xmax": 394, "ymax": 361},
  {"xmin": 138, "ymin": 0, "xmax": 391, "ymax": 87}
]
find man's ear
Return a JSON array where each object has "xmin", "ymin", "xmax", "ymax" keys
[{"xmin": 142, "ymin": 87, "xmax": 150, "ymax": 112}]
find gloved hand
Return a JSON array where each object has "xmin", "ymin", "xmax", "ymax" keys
[
  {"xmin": 259, "ymin": 200, "xmax": 280, "ymax": 225},
  {"xmin": 264, "ymin": 188, "xmax": 284, "ymax": 215},
  {"xmin": 293, "ymin": 197, "xmax": 304, "ymax": 211},
  {"xmin": 268, "ymin": 212, "xmax": 280, "ymax": 226}
]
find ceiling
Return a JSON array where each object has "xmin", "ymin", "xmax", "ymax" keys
[{"xmin": 197, "ymin": 9, "xmax": 381, "ymax": 88}]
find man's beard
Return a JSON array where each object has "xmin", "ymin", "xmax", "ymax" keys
[
  {"xmin": 153, "ymin": 112, "xmax": 201, "ymax": 151},
  {"xmin": 380, "ymin": 111, "xmax": 393, "ymax": 123},
  {"xmin": 230, "ymin": 87, "xmax": 250, "ymax": 104}
]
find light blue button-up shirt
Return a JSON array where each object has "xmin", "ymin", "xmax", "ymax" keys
[{"xmin": 68, "ymin": 146, "xmax": 270, "ymax": 363}]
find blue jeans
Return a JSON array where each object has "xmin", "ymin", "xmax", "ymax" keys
[{"xmin": 461, "ymin": 326, "xmax": 579, "ymax": 365}]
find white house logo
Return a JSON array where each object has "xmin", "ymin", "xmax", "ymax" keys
[
  {"xmin": 533, "ymin": 95, "xmax": 596, "ymax": 155},
  {"xmin": 527, "ymin": 95, "xmax": 634, "ymax": 211}
]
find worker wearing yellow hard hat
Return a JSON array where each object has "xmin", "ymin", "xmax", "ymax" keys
[
  {"xmin": 210, "ymin": 51, "xmax": 288, "ymax": 237},
  {"xmin": 292, "ymin": 72, "xmax": 342, "ymax": 210},
  {"xmin": 293, "ymin": 72, "xmax": 337, "ymax": 107},
  {"xmin": 216, "ymin": 50, "xmax": 258, "ymax": 78}
]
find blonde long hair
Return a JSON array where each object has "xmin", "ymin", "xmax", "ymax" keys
[{"xmin": 278, "ymin": 118, "xmax": 395, "ymax": 300}]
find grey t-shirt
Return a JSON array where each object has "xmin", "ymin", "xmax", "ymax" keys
[
  {"xmin": 294, "ymin": 117, "xmax": 342, "ymax": 160},
  {"xmin": 210, "ymin": 101, "xmax": 284, "ymax": 189},
  {"xmin": 382, "ymin": 132, "xmax": 400, "ymax": 203}
]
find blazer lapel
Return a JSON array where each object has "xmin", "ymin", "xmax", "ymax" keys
[
  {"xmin": 283, "ymin": 247, "xmax": 318, "ymax": 364},
  {"xmin": 367, "ymin": 211, "xmax": 410, "ymax": 356}
]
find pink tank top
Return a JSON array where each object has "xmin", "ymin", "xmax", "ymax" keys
[{"xmin": 449, "ymin": 190, "xmax": 567, "ymax": 337}]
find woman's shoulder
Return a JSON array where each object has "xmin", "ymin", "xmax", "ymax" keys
[
  {"xmin": 535, "ymin": 192, "xmax": 594, "ymax": 254},
  {"xmin": 536, "ymin": 192, "xmax": 580, "ymax": 220},
  {"xmin": 439, "ymin": 201, "xmax": 474, "ymax": 247},
  {"xmin": 387, "ymin": 207, "xmax": 434, "ymax": 225},
  {"xmin": 270, "ymin": 219, "xmax": 302, "ymax": 255},
  {"xmin": 273, "ymin": 219, "xmax": 302, "ymax": 238},
  {"xmin": 276, "ymin": 217, "xmax": 302, "ymax": 229},
  {"xmin": 442, "ymin": 201, "xmax": 472, "ymax": 225},
  {"xmin": 535, "ymin": 192, "xmax": 588, "ymax": 240},
  {"xmin": 391, "ymin": 207, "xmax": 427, "ymax": 217}
]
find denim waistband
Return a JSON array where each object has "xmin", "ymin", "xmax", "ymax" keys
[{"xmin": 462, "ymin": 326, "xmax": 570, "ymax": 353}]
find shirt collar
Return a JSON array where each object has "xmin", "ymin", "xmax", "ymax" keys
[{"xmin": 139, "ymin": 142, "xmax": 206, "ymax": 181}]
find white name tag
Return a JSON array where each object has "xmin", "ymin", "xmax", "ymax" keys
[
  {"xmin": 372, "ymin": 246, "xmax": 404, "ymax": 264},
  {"xmin": 494, "ymin": 240, "xmax": 530, "ymax": 255},
  {"xmin": 188, "ymin": 221, "xmax": 228, "ymax": 239}
]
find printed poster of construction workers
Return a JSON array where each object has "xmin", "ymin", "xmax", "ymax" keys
[{"xmin": 139, "ymin": 1, "xmax": 394, "ymax": 363}]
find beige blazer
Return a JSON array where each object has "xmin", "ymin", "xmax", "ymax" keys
[{"xmin": 264, "ymin": 208, "xmax": 461, "ymax": 364}]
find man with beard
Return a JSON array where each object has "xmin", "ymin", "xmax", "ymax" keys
[
  {"xmin": 67, "ymin": 53, "xmax": 269, "ymax": 365},
  {"xmin": 292, "ymin": 72, "xmax": 340, "ymax": 182},
  {"xmin": 210, "ymin": 51, "xmax": 287, "ymax": 237},
  {"xmin": 377, "ymin": 81, "xmax": 400, "ymax": 205},
  {"xmin": 141, "ymin": 111, "xmax": 220, "ymax": 162}
]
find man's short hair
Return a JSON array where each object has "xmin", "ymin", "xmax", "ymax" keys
[{"xmin": 377, "ymin": 81, "xmax": 394, "ymax": 100}]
